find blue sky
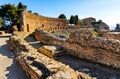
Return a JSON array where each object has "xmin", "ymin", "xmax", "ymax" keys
[{"xmin": 0, "ymin": 0, "xmax": 120, "ymax": 29}]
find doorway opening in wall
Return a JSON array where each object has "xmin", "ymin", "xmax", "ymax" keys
[
  {"xmin": 42, "ymin": 24, "xmax": 44, "ymax": 28},
  {"xmin": 27, "ymin": 24, "xmax": 30, "ymax": 32}
]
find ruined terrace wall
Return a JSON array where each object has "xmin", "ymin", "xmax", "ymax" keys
[
  {"xmin": 7, "ymin": 36, "xmax": 78, "ymax": 79},
  {"xmin": 35, "ymin": 29, "xmax": 120, "ymax": 68},
  {"xmin": 100, "ymin": 31, "xmax": 120, "ymax": 40},
  {"xmin": 7, "ymin": 33, "xmax": 96, "ymax": 79},
  {"xmin": 21, "ymin": 11, "xmax": 67, "ymax": 32},
  {"xmin": 21, "ymin": 11, "xmax": 92, "ymax": 32}
]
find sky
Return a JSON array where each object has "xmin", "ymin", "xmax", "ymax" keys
[{"xmin": 0, "ymin": 0, "xmax": 120, "ymax": 30}]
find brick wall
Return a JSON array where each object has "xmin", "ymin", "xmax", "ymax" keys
[{"xmin": 20, "ymin": 11, "xmax": 92, "ymax": 32}]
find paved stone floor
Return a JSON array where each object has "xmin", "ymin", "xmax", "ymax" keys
[{"xmin": 0, "ymin": 34, "xmax": 27, "ymax": 79}]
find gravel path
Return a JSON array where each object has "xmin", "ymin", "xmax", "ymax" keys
[{"xmin": 0, "ymin": 34, "xmax": 27, "ymax": 79}]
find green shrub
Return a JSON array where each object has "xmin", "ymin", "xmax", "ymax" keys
[{"xmin": 93, "ymin": 31, "xmax": 99, "ymax": 36}]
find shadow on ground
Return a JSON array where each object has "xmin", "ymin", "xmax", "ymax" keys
[
  {"xmin": 6, "ymin": 58, "xmax": 28, "ymax": 79},
  {"xmin": 56, "ymin": 54, "xmax": 120, "ymax": 79},
  {"xmin": 0, "ymin": 34, "xmax": 12, "ymax": 38},
  {"xmin": 24, "ymin": 34, "xmax": 42, "ymax": 49},
  {"xmin": 24, "ymin": 33, "xmax": 120, "ymax": 79},
  {"xmin": 0, "ymin": 37, "xmax": 28, "ymax": 79}
]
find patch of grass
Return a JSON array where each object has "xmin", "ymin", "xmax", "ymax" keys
[
  {"xmin": 20, "ymin": 32, "xmax": 30, "ymax": 39},
  {"xmin": 93, "ymin": 31, "xmax": 99, "ymax": 36}
]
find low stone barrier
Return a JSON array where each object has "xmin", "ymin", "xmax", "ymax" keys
[
  {"xmin": 35, "ymin": 29, "xmax": 120, "ymax": 69},
  {"xmin": 101, "ymin": 31, "xmax": 120, "ymax": 40},
  {"xmin": 7, "ymin": 33, "xmax": 96, "ymax": 79},
  {"xmin": 0, "ymin": 31, "xmax": 5, "ymax": 35}
]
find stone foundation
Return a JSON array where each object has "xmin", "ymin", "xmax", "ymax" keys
[
  {"xmin": 35, "ymin": 29, "xmax": 120, "ymax": 69},
  {"xmin": 101, "ymin": 31, "xmax": 120, "ymax": 40},
  {"xmin": 7, "ymin": 33, "xmax": 95, "ymax": 79},
  {"xmin": 0, "ymin": 31, "xmax": 5, "ymax": 35}
]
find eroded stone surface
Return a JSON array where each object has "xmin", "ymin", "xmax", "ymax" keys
[
  {"xmin": 7, "ymin": 33, "xmax": 96, "ymax": 79},
  {"xmin": 35, "ymin": 29, "xmax": 120, "ymax": 68}
]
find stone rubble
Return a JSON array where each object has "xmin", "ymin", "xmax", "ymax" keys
[
  {"xmin": 7, "ymin": 33, "xmax": 96, "ymax": 79},
  {"xmin": 35, "ymin": 29, "xmax": 120, "ymax": 69}
]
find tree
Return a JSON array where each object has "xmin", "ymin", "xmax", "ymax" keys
[
  {"xmin": 28, "ymin": 10, "xmax": 32, "ymax": 13},
  {"xmin": 115, "ymin": 24, "xmax": 120, "ymax": 30},
  {"xmin": 34, "ymin": 12, "xmax": 39, "ymax": 15},
  {"xmin": 17, "ymin": 2, "xmax": 27, "ymax": 30},
  {"xmin": 98, "ymin": 20, "xmax": 102, "ymax": 24},
  {"xmin": 75, "ymin": 15, "xmax": 78, "ymax": 25},
  {"xmin": 17, "ymin": 2, "xmax": 26, "ymax": 12},
  {"xmin": 58, "ymin": 14, "xmax": 66, "ymax": 19},
  {"xmin": 69, "ymin": 15, "xmax": 75, "ymax": 24},
  {"xmin": 17, "ymin": 2, "xmax": 27, "ymax": 16},
  {"xmin": 0, "ymin": 2, "xmax": 27, "ymax": 31},
  {"xmin": 0, "ymin": 4, "xmax": 18, "ymax": 26},
  {"xmin": 69, "ymin": 15, "xmax": 79, "ymax": 25},
  {"xmin": 98, "ymin": 20, "xmax": 102, "ymax": 23}
]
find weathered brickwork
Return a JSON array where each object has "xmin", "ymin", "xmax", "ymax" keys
[
  {"xmin": 35, "ymin": 29, "xmax": 120, "ymax": 69},
  {"xmin": 20, "ymin": 11, "xmax": 91, "ymax": 32},
  {"xmin": 20, "ymin": 11, "xmax": 67, "ymax": 32}
]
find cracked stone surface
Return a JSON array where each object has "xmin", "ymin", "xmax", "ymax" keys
[{"xmin": 0, "ymin": 34, "xmax": 27, "ymax": 79}]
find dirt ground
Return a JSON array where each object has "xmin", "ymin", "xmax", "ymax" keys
[{"xmin": 0, "ymin": 34, "xmax": 28, "ymax": 79}]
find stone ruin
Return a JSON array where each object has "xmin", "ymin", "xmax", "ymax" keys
[
  {"xmin": 7, "ymin": 11, "xmax": 120, "ymax": 79},
  {"xmin": 35, "ymin": 28, "xmax": 120, "ymax": 69},
  {"xmin": 20, "ymin": 11, "xmax": 88, "ymax": 32}
]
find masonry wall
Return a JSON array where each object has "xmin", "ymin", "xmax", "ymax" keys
[
  {"xmin": 7, "ymin": 33, "xmax": 96, "ymax": 79},
  {"xmin": 20, "ymin": 11, "xmax": 68, "ymax": 32},
  {"xmin": 35, "ymin": 29, "xmax": 120, "ymax": 69},
  {"xmin": 7, "ymin": 36, "xmax": 78, "ymax": 79},
  {"xmin": 100, "ymin": 31, "xmax": 120, "ymax": 40},
  {"xmin": 20, "ymin": 11, "xmax": 91, "ymax": 32}
]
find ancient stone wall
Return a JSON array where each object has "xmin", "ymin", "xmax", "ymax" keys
[
  {"xmin": 20, "ymin": 11, "xmax": 67, "ymax": 32},
  {"xmin": 0, "ymin": 31, "xmax": 5, "ymax": 35},
  {"xmin": 100, "ymin": 31, "xmax": 120, "ymax": 40},
  {"xmin": 35, "ymin": 29, "xmax": 120, "ymax": 69},
  {"xmin": 7, "ymin": 33, "xmax": 95, "ymax": 79},
  {"xmin": 20, "ymin": 11, "xmax": 92, "ymax": 32}
]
